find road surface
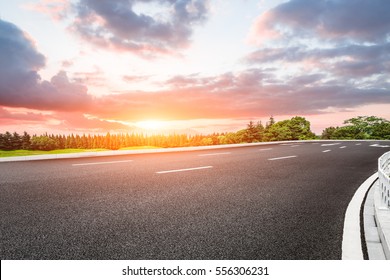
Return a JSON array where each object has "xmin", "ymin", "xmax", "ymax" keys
[{"xmin": 1, "ymin": 141, "xmax": 389, "ymax": 259}]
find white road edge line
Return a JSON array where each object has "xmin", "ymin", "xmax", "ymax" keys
[
  {"xmin": 156, "ymin": 166, "xmax": 213, "ymax": 174},
  {"xmin": 72, "ymin": 160, "xmax": 133, "ymax": 166},
  {"xmin": 268, "ymin": 155, "xmax": 297, "ymax": 161},
  {"xmin": 322, "ymin": 150, "xmax": 331, "ymax": 153},
  {"xmin": 342, "ymin": 172, "xmax": 378, "ymax": 260},
  {"xmin": 198, "ymin": 152, "xmax": 231, "ymax": 157}
]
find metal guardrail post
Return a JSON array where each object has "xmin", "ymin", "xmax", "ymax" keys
[{"xmin": 378, "ymin": 152, "xmax": 390, "ymax": 209}]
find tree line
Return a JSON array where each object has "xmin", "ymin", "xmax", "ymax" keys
[
  {"xmin": 0, "ymin": 116, "xmax": 316, "ymax": 151},
  {"xmin": 1, "ymin": 115, "xmax": 389, "ymax": 151},
  {"xmin": 321, "ymin": 116, "xmax": 390, "ymax": 140}
]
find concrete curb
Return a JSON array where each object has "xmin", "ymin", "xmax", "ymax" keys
[
  {"xmin": 1, "ymin": 139, "xmax": 389, "ymax": 163},
  {"xmin": 342, "ymin": 173, "xmax": 378, "ymax": 259},
  {"xmin": 374, "ymin": 181, "xmax": 390, "ymax": 259}
]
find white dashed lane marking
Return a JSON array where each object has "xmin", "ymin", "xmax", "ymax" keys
[
  {"xmin": 198, "ymin": 152, "xmax": 231, "ymax": 157},
  {"xmin": 321, "ymin": 143, "xmax": 340, "ymax": 146},
  {"xmin": 370, "ymin": 144, "xmax": 390, "ymax": 148},
  {"xmin": 259, "ymin": 148, "xmax": 273, "ymax": 151},
  {"xmin": 268, "ymin": 156, "xmax": 297, "ymax": 161},
  {"xmin": 72, "ymin": 160, "xmax": 133, "ymax": 166},
  {"xmin": 322, "ymin": 150, "xmax": 331, "ymax": 153},
  {"xmin": 156, "ymin": 166, "xmax": 213, "ymax": 174},
  {"xmin": 340, "ymin": 146, "xmax": 347, "ymax": 149}
]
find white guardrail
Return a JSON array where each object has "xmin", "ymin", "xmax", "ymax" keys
[{"xmin": 378, "ymin": 151, "xmax": 390, "ymax": 208}]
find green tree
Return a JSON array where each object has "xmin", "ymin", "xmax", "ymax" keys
[
  {"xmin": 200, "ymin": 137, "xmax": 213, "ymax": 146},
  {"xmin": 322, "ymin": 116, "xmax": 390, "ymax": 140},
  {"xmin": 0, "ymin": 132, "xmax": 13, "ymax": 150},
  {"xmin": 343, "ymin": 116, "xmax": 388, "ymax": 137},
  {"xmin": 263, "ymin": 121, "xmax": 292, "ymax": 141},
  {"xmin": 235, "ymin": 129, "xmax": 247, "ymax": 143},
  {"xmin": 21, "ymin": 132, "xmax": 31, "ymax": 150},
  {"xmin": 11, "ymin": 132, "xmax": 22, "ymax": 150},
  {"xmin": 371, "ymin": 122, "xmax": 390, "ymax": 139},
  {"xmin": 333, "ymin": 125, "xmax": 362, "ymax": 139},
  {"xmin": 263, "ymin": 116, "xmax": 315, "ymax": 141},
  {"xmin": 266, "ymin": 116, "xmax": 275, "ymax": 129},
  {"xmin": 244, "ymin": 121, "xmax": 258, "ymax": 143},
  {"xmin": 321, "ymin": 127, "xmax": 335, "ymax": 139},
  {"xmin": 289, "ymin": 116, "xmax": 316, "ymax": 140},
  {"xmin": 30, "ymin": 136, "xmax": 57, "ymax": 151}
]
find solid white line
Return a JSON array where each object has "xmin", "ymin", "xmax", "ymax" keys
[
  {"xmin": 259, "ymin": 148, "xmax": 273, "ymax": 151},
  {"xmin": 268, "ymin": 155, "xmax": 297, "ymax": 161},
  {"xmin": 322, "ymin": 150, "xmax": 331, "ymax": 153},
  {"xmin": 342, "ymin": 173, "xmax": 378, "ymax": 260},
  {"xmin": 198, "ymin": 152, "xmax": 231, "ymax": 157},
  {"xmin": 156, "ymin": 166, "xmax": 213, "ymax": 174},
  {"xmin": 72, "ymin": 160, "xmax": 133, "ymax": 166}
]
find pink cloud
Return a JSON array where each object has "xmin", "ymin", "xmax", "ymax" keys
[
  {"xmin": 54, "ymin": 112, "xmax": 131, "ymax": 132},
  {"xmin": 122, "ymin": 75, "xmax": 151, "ymax": 83},
  {"xmin": 247, "ymin": 10, "xmax": 282, "ymax": 45},
  {"xmin": 0, "ymin": 107, "xmax": 50, "ymax": 125},
  {"xmin": 24, "ymin": 0, "xmax": 70, "ymax": 21}
]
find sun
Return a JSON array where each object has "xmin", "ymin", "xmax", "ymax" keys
[{"xmin": 136, "ymin": 120, "xmax": 167, "ymax": 130}]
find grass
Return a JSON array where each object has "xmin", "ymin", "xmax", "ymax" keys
[{"xmin": 0, "ymin": 146, "xmax": 161, "ymax": 158}]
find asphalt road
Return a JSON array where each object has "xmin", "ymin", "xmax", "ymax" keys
[{"xmin": 1, "ymin": 141, "xmax": 389, "ymax": 260}]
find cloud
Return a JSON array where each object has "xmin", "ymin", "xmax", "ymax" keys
[
  {"xmin": 0, "ymin": 19, "xmax": 94, "ymax": 112},
  {"xmin": 55, "ymin": 112, "xmax": 132, "ymax": 132},
  {"xmin": 72, "ymin": 67, "xmax": 107, "ymax": 86},
  {"xmin": 122, "ymin": 74, "xmax": 151, "ymax": 83},
  {"xmin": 245, "ymin": 43, "xmax": 390, "ymax": 78},
  {"xmin": 246, "ymin": 43, "xmax": 390, "ymax": 64},
  {"xmin": 245, "ymin": 0, "xmax": 390, "ymax": 108},
  {"xmin": 84, "ymin": 68, "xmax": 390, "ymax": 122},
  {"xmin": 0, "ymin": 106, "xmax": 50, "ymax": 125},
  {"xmin": 2, "ymin": 2, "xmax": 389, "ymax": 135},
  {"xmin": 249, "ymin": 0, "xmax": 390, "ymax": 44},
  {"xmin": 0, "ymin": 106, "xmax": 130, "ymax": 133},
  {"xmin": 37, "ymin": 0, "xmax": 210, "ymax": 56},
  {"xmin": 0, "ymin": 20, "xmax": 45, "ymax": 89},
  {"xmin": 24, "ymin": 0, "xmax": 70, "ymax": 21}
]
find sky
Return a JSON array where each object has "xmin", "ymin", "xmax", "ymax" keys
[{"xmin": 0, "ymin": 0, "xmax": 390, "ymax": 135}]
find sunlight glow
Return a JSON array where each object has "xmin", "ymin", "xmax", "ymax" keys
[{"xmin": 136, "ymin": 120, "xmax": 167, "ymax": 131}]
